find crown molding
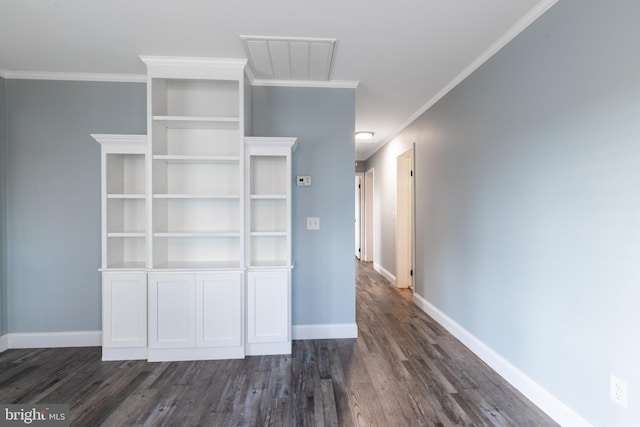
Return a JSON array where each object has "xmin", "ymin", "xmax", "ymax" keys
[
  {"xmin": 251, "ymin": 78, "xmax": 358, "ymax": 89},
  {"xmin": 0, "ymin": 70, "xmax": 146, "ymax": 83},
  {"xmin": 139, "ymin": 55, "xmax": 247, "ymax": 69},
  {"xmin": 368, "ymin": 0, "xmax": 560, "ymax": 159}
]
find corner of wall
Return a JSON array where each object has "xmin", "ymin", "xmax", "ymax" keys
[{"xmin": 0, "ymin": 76, "xmax": 8, "ymax": 337}]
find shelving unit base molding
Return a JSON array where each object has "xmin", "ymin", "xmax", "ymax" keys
[
  {"xmin": 102, "ymin": 347, "xmax": 148, "ymax": 361},
  {"xmin": 148, "ymin": 347, "xmax": 245, "ymax": 362}
]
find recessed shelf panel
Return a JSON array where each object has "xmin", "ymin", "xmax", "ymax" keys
[
  {"xmin": 152, "ymin": 126, "xmax": 239, "ymax": 157},
  {"xmin": 251, "ymin": 199, "xmax": 286, "ymax": 232},
  {"xmin": 107, "ymin": 198, "xmax": 146, "ymax": 234},
  {"xmin": 250, "ymin": 235, "xmax": 287, "ymax": 267},
  {"xmin": 152, "ymin": 161, "xmax": 239, "ymax": 195},
  {"xmin": 107, "ymin": 236, "xmax": 146, "ymax": 268},
  {"xmin": 154, "ymin": 232, "xmax": 241, "ymax": 238},
  {"xmin": 152, "ymin": 78, "xmax": 240, "ymax": 118},
  {"xmin": 153, "ymin": 197, "xmax": 239, "ymax": 234},
  {"xmin": 153, "ymin": 155, "xmax": 240, "ymax": 163},
  {"xmin": 153, "ymin": 260, "xmax": 242, "ymax": 270},
  {"xmin": 108, "ymin": 232, "xmax": 146, "ymax": 238},
  {"xmin": 153, "ymin": 116, "xmax": 240, "ymax": 129},
  {"xmin": 153, "ymin": 236, "xmax": 241, "ymax": 269},
  {"xmin": 106, "ymin": 154, "xmax": 145, "ymax": 194},
  {"xmin": 107, "ymin": 194, "xmax": 146, "ymax": 199},
  {"xmin": 250, "ymin": 156, "xmax": 287, "ymax": 196}
]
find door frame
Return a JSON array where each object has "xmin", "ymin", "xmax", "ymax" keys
[
  {"xmin": 364, "ymin": 168, "xmax": 375, "ymax": 262},
  {"xmin": 395, "ymin": 146, "xmax": 415, "ymax": 289},
  {"xmin": 355, "ymin": 173, "xmax": 364, "ymax": 260}
]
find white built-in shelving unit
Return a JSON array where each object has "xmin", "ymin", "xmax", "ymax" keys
[{"xmin": 94, "ymin": 56, "xmax": 295, "ymax": 362}]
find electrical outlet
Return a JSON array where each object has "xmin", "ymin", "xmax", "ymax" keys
[{"xmin": 611, "ymin": 375, "xmax": 628, "ymax": 408}]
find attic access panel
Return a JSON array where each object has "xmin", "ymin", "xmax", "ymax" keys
[{"xmin": 240, "ymin": 36, "xmax": 336, "ymax": 81}]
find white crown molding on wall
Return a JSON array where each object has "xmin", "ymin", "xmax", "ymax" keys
[
  {"xmin": 0, "ymin": 70, "xmax": 146, "ymax": 83},
  {"xmin": 0, "ymin": 66, "xmax": 357, "ymax": 89},
  {"xmin": 412, "ymin": 293, "xmax": 594, "ymax": 427},
  {"xmin": 367, "ymin": 0, "xmax": 560, "ymax": 157}
]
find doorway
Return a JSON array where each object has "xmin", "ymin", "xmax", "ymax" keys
[{"xmin": 396, "ymin": 147, "xmax": 414, "ymax": 289}]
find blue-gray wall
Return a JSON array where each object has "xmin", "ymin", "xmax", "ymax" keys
[
  {"xmin": 252, "ymin": 87, "xmax": 356, "ymax": 326},
  {"xmin": 4, "ymin": 81, "xmax": 355, "ymax": 334},
  {"xmin": 0, "ymin": 76, "xmax": 7, "ymax": 336},
  {"xmin": 6, "ymin": 80, "xmax": 146, "ymax": 332},
  {"xmin": 367, "ymin": 1, "xmax": 640, "ymax": 425}
]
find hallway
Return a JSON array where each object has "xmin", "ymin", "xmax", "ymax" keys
[
  {"xmin": 0, "ymin": 262, "xmax": 557, "ymax": 426},
  {"xmin": 348, "ymin": 260, "xmax": 557, "ymax": 425}
]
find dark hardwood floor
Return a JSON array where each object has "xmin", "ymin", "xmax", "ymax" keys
[{"xmin": 0, "ymin": 261, "xmax": 558, "ymax": 426}]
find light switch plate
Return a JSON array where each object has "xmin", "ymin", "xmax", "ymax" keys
[{"xmin": 307, "ymin": 217, "xmax": 320, "ymax": 230}]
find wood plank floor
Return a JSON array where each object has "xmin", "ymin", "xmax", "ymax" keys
[{"xmin": 0, "ymin": 261, "xmax": 558, "ymax": 426}]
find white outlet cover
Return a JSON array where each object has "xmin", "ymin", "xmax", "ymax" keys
[{"xmin": 611, "ymin": 375, "xmax": 628, "ymax": 408}]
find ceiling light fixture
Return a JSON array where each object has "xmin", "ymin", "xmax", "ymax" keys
[{"xmin": 355, "ymin": 131, "xmax": 374, "ymax": 141}]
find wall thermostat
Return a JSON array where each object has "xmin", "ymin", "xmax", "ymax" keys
[{"xmin": 297, "ymin": 176, "xmax": 312, "ymax": 186}]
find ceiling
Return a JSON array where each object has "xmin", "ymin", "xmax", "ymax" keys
[{"xmin": 0, "ymin": 0, "xmax": 555, "ymax": 160}]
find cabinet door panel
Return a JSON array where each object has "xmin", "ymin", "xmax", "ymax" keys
[
  {"xmin": 247, "ymin": 271, "xmax": 289, "ymax": 343},
  {"xmin": 196, "ymin": 273, "xmax": 242, "ymax": 348},
  {"xmin": 103, "ymin": 272, "xmax": 147, "ymax": 348},
  {"xmin": 148, "ymin": 273, "xmax": 196, "ymax": 348}
]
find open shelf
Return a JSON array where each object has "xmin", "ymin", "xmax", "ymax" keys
[
  {"xmin": 152, "ymin": 126, "xmax": 239, "ymax": 157},
  {"xmin": 106, "ymin": 153, "xmax": 145, "ymax": 195},
  {"xmin": 153, "ymin": 155, "xmax": 240, "ymax": 163},
  {"xmin": 152, "ymin": 160, "xmax": 240, "ymax": 196},
  {"xmin": 249, "ymin": 235, "xmax": 287, "ymax": 267},
  {"xmin": 151, "ymin": 78, "xmax": 240, "ymax": 118},
  {"xmin": 107, "ymin": 198, "xmax": 145, "ymax": 234},
  {"xmin": 250, "ymin": 156, "xmax": 286, "ymax": 196},
  {"xmin": 107, "ymin": 236, "xmax": 146, "ymax": 268},
  {"xmin": 153, "ymin": 235, "xmax": 241, "ymax": 269}
]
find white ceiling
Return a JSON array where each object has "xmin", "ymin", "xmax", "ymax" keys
[{"xmin": 0, "ymin": 0, "xmax": 555, "ymax": 160}]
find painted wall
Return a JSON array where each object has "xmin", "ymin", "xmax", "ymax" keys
[
  {"xmin": 6, "ymin": 80, "xmax": 146, "ymax": 332},
  {"xmin": 252, "ymin": 86, "xmax": 356, "ymax": 326},
  {"xmin": 366, "ymin": 0, "xmax": 640, "ymax": 425},
  {"xmin": 4, "ymin": 80, "xmax": 355, "ymax": 333},
  {"xmin": 0, "ymin": 77, "xmax": 7, "ymax": 336}
]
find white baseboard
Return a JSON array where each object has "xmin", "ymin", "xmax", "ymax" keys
[
  {"xmin": 293, "ymin": 323, "xmax": 358, "ymax": 340},
  {"xmin": 412, "ymin": 293, "xmax": 593, "ymax": 427},
  {"xmin": 7, "ymin": 331, "xmax": 102, "ymax": 349},
  {"xmin": 0, "ymin": 334, "xmax": 8, "ymax": 353},
  {"xmin": 373, "ymin": 263, "xmax": 396, "ymax": 285}
]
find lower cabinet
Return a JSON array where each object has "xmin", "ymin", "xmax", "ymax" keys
[
  {"xmin": 102, "ymin": 269, "xmax": 291, "ymax": 361},
  {"xmin": 102, "ymin": 272, "xmax": 148, "ymax": 361},
  {"xmin": 147, "ymin": 271, "xmax": 244, "ymax": 361},
  {"xmin": 246, "ymin": 270, "xmax": 291, "ymax": 355}
]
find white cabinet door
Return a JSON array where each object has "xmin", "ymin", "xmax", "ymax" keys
[
  {"xmin": 148, "ymin": 273, "xmax": 196, "ymax": 349},
  {"xmin": 102, "ymin": 272, "xmax": 147, "ymax": 348},
  {"xmin": 196, "ymin": 272, "xmax": 243, "ymax": 348},
  {"xmin": 247, "ymin": 270, "xmax": 290, "ymax": 344}
]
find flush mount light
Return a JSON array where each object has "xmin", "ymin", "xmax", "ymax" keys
[{"xmin": 355, "ymin": 131, "xmax": 374, "ymax": 141}]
